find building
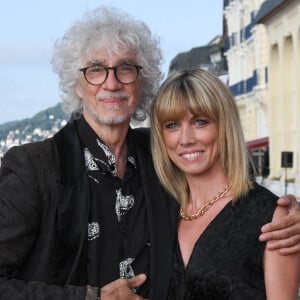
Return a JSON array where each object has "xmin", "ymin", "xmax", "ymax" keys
[
  {"xmin": 223, "ymin": 0, "xmax": 300, "ymax": 194},
  {"xmin": 224, "ymin": 0, "xmax": 269, "ymax": 177},
  {"xmin": 168, "ymin": 35, "xmax": 227, "ymax": 77},
  {"xmin": 255, "ymin": 0, "xmax": 300, "ymax": 194}
]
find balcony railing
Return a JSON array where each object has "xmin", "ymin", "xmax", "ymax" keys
[
  {"xmin": 225, "ymin": 11, "xmax": 255, "ymax": 51},
  {"xmin": 229, "ymin": 70, "xmax": 257, "ymax": 96}
]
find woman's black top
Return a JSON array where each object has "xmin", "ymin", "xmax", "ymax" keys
[{"xmin": 167, "ymin": 183, "xmax": 278, "ymax": 300}]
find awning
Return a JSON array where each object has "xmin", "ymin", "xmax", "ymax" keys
[{"xmin": 246, "ymin": 137, "xmax": 269, "ymax": 149}]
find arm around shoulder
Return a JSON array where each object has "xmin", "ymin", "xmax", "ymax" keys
[{"xmin": 260, "ymin": 194, "xmax": 300, "ymax": 255}]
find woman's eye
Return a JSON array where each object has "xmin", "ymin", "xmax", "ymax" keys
[
  {"xmin": 195, "ymin": 119, "xmax": 208, "ymax": 126},
  {"xmin": 164, "ymin": 122, "xmax": 178, "ymax": 129}
]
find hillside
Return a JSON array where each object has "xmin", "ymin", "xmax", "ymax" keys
[
  {"xmin": 0, "ymin": 103, "xmax": 67, "ymax": 140},
  {"xmin": 0, "ymin": 103, "xmax": 68, "ymax": 156}
]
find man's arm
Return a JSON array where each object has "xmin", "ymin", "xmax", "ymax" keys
[
  {"xmin": 0, "ymin": 146, "xmax": 86, "ymax": 300},
  {"xmin": 259, "ymin": 195, "xmax": 300, "ymax": 255}
]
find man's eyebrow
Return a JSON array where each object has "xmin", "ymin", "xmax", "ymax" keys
[
  {"xmin": 117, "ymin": 59, "xmax": 137, "ymax": 65},
  {"xmin": 85, "ymin": 58, "xmax": 138, "ymax": 67},
  {"xmin": 87, "ymin": 59, "xmax": 105, "ymax": 65}
]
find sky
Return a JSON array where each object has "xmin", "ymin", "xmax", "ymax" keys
[{"xmin": 0, "ymin": 0, "xmax": 223, "ymax": 124}]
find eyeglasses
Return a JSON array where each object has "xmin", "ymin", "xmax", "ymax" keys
[{"xmin": 79, "ymin": 64, "xmax": 143, "ymax": 85}]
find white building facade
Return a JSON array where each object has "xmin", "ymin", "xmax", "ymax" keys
[{"xmin": 223, "ymin": 0, "xmax": 300, "ymax": 195}]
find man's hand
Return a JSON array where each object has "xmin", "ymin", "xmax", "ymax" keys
[
  {"xmin": 101, "ymin": 274, "xmax": 147, "ymax": 300},
  {"xmin": 259, "ymin": 195, "xmax": 300, "ymax": 255}
]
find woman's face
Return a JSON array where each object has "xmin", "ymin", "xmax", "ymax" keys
[{"xmin": 162, "ymin": 110, "xmax": 222, "ymax": 179}]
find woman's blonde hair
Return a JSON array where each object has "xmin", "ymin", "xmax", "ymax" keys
[{"xmin": 150, "ymin": 69, "xmax": 253, "ymax": 207}]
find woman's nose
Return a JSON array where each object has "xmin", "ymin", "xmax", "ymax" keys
[{"xmin": 179, "ymin": 126, "xmax": 195, "ymax": 146}]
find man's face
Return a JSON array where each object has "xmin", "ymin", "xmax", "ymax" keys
[{"xmin": 76, "ymin": 49, "xmax": 142, "ymax": 127}]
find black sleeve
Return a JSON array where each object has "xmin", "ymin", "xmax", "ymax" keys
[{"xmin": 0, "ymin": 146, "xmax": 86, "ymax": 300}]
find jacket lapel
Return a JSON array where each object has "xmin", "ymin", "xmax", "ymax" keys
[
  {"xmin": 133, "ymin": 129, "xmax": 179, "ymax": 300},
  {"xmin": 53, "ymin": 121, "xmax": 89, "ymax": 284}
]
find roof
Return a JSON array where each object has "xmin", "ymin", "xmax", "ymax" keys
[
  {"xmin": 169, "ymin": 45, "xmax": 212, "ymax": 71},
  {"xmin": 255, "ymin": 0, "xmax": 291, "ymax": 23}
]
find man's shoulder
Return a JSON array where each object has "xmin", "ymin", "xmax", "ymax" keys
[
  {"xmin": 132, "ymin": 127, "xmax": 150, "ymax": 138},
  {"xmin": 4, "ymin": 137, "xmax": 52, "ymax": 156},
  {"xmin": 16, "ymin": 120, "xmax": 76, "ymax": 164},
  {"xmin": 131, "ymin": 127, "xmax": 150, "ymax": 148},
  {"xmin": 3, "ymin": 138, "xmax": 56, "ymax": 168},
  {"xmin": 0, "ymin": 138, "xmax": 60, "ymax": 193},
  {"xmin": 129, "ymin": 127, "xmax": 153, "ymax": 162}
]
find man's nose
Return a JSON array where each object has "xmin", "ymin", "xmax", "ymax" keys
[{"xmin": 103, "ymin": 69, "xmax": 121, "ymax": 90}]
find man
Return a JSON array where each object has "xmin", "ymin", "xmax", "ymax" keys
[{"xmin": 0, "ymin": 6, "xmax": 299, "ymax": 300}]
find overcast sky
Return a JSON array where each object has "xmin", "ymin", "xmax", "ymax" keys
[{"xmin": 0, "ymin": 0, "xmax": 223, "ymax": 124}]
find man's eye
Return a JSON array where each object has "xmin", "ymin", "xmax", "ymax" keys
[
  {"xmin": 89, "ymin": 66, "xmax": 104, "ymax": 73},
  {"xmin": 118, "ymin": 64, "xmax": 134, "ymax": 72}
]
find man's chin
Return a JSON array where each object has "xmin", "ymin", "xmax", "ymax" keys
[
  {"xmin": 93, "ymin": 113, "xmax": 131, "ymax": 126},
  {"xmin": 84, "ymin": 105, "xmax": 135, "ymax": 126}
]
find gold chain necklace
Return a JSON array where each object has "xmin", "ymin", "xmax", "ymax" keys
[{"xmin": 180, "ymin": 184, "xmax": 231, "ymax": 221}]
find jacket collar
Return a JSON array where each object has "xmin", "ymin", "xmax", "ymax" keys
[
  {"xmin": 132, "ymin": 128, "xmax": 179, "ymax": 300},
  {"xmin": 53, "ymin": 120, "xmax": 86, "ymax": 186}
]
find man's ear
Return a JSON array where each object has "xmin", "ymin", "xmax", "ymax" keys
[{"xmin": 75, "ymin": 83, "xmax": 83, "ymax": 99}]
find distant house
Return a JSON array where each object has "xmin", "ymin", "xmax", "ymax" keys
[{"xmin": 168, "ymin": 35, "xmax": 227, "ymax": 78}]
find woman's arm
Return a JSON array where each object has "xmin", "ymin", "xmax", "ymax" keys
[{"xmin": 264, "ymin": 205, "xmax": 300, "ymax": 299}]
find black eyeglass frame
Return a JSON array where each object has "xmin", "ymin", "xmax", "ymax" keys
[{"xmin": 79, "ymin": 64, "xmax": 143, "ymax": 85}]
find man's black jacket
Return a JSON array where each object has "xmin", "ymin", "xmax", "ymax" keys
[{"xmin": 0, "ymin": 121, "xmax": 178, "ymax": 300}]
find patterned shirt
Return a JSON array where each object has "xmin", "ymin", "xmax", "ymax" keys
[{"xmin": 75, "ymin": 117, "xmax": 150, "ymax": 297}]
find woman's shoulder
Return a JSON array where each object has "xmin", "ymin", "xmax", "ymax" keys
[
  {"xmin": 248, "ymin": 182, "xmax": 279, "ymax": 202},
  {"xmin": 235, "ymin": 182, "xmax": 278, "ymax": 223}
]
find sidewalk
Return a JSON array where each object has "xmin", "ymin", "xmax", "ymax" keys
[{"xmin": 257, "ymin": 177, "xmax": 300, "ymax": 197}]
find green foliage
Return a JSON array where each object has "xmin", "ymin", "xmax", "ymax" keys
[{"xmin": 0, "ymin": 103, "xmax": 67, "ymax": 141}]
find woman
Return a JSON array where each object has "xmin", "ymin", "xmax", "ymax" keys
[{"xmin": 150, "ymin": 69, "xmax": 300, "ymax": 299}]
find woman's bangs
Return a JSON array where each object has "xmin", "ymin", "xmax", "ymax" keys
[
  {"xmin": 184, "ymin": 87, "xmax": 215, "ymax": 120},
  {"xmin": 158, "ymin": 90, "xmax": 190, "ymax": 124}
]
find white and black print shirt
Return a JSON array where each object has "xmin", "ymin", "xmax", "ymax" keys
[{"xmin": 76, "ymin": 117, "xmax": 150, "ymax": 297}]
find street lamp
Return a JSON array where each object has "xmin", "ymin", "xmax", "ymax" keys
[{"xmin": 281, "ymin": 151, "xmax": 293, "ymax": 194}]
